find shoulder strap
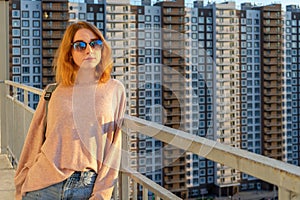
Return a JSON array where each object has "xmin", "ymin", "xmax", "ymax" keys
[
  {"xmin": 43, "ymin": 83, "xmax": 58, "ymax": 141},
  {"xmin": 44, "ymin": 83, "xmax": 58, "ymax": 116},
  {"xmin": 44, "ymin": 83, "xmax": 58, "ymax": 101}
]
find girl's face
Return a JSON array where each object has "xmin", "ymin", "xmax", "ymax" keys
[{"xmin": 71, "ymin": 28, "xmax": 102, "ymax": 69}]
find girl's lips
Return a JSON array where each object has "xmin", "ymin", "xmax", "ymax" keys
[{"xmin": 84, "ymin": 57, "xmax": 95, "ymax": 61}]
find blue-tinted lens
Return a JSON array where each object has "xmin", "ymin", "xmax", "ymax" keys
[
  {"xmin": 73, "ymin": 41, "xmax": 87, "ymax": 51},
  {"xmin": 90, "ymin": 40, "xmax": 103, "ymax": 48}
]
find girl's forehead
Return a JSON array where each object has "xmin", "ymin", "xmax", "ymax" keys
[{"xmin": 73, "ymin": 28, "xmax": 97, "ymax": 41}]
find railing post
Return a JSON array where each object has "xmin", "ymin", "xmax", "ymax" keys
[
  {"xmin": 278, "ymin": 187, "xmax": 300, "ymax": 200},
  {"xmin": 119, "ymin": 126, "xmax": 131, "ymax": 199},
  {"xmin": 0, "ymin": 0, "xmax": 9, "ymax": 154}
]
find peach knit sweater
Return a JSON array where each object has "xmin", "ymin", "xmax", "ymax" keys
[{"xmin": 14, "ymin": 79, "xmax": 126, "ymax": 200}]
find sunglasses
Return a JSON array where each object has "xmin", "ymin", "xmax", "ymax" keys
[{"xmin": 71, "ymin": 39, "xmax": 103, "ymax": 51}]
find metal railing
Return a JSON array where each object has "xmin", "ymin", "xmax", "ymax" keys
[{"xmin": 1, "ymin": 80, "xmax": 300, "ymax": 199}]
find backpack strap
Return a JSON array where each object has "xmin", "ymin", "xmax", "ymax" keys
[
  {"xmin": 43, "ymin": 83, "xmax": 58, "ymax": 141},
  {"xmin": 44, "ymin": 83, "xmax": 58, "ymax": 117},
  {"xmin": 44, "ymin": 83, "xmax": 58, "ymax": 101}
]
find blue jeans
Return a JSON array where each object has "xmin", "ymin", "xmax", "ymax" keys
[{"xmin": 22, "ymin": 170, "xmax": 97, "ymax": 200}]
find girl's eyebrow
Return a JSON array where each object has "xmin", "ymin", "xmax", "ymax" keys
[
  {"xmin": 73, "ymin": 38, "xmax": 99, "ymax": 43},
  {"xmin": 72, "ymin": 40, "xmax": 85, "ymax": 43}
]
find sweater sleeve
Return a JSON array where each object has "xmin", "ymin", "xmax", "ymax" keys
[
  {"xmin": 14, "ymin": 90, "xmax": 47, "ymax": 200},
  {"xmin": 90, "ymin": 83, "xmax": 126, "ymax": 200}
]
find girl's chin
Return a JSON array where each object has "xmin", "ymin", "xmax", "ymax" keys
[{"xmin": 79, "ymin": 64, "xmax": 97, "ymax": 70}]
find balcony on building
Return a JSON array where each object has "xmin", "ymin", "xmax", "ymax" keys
[{"xmin": 1, "ymin": 80, "xmax": 300, "ymax": 199}]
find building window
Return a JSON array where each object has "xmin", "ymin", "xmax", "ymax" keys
[
  {"xmin": 22, "ymin": 20, "xmax": 29, "ymax": 27},
  {"xmin": 22, "ymin": 48, "xmax": 29, "ymax": 55},
  {"xmin": 12, "ymin": 38, "xmax": 20, "ymax": 46},
  {"xmin": 22, "ymin": 76, "xmax": 29, "ymax": 83},
  {"xmin": 13, "ymin": 76, "xmax": 20, "ymax": 83},
  {"xmin": 33, "ymin": 67, "xmax": 40, "ymax": 73},
  {"xmin": 33, "ymin": 48, "xmax": 40, "ymax": 55},
  {"xmin": 69, "ymin": 13, "xmax": 76, "ymax": 19},
  {"xmin": 96, "ymin": 13, "xmax": 103, "ymax": 20},
  {"xmin": 22, "ymin": 11, "xmax": 29, "ymax": 18},
  {"xmin": 22, "ymin": 29, "xmax": 29, "ymax": 37},
  {"xmin": 145, "ymin": 15, "xmax": 151, "ymax": 22},
  {"xmin": 33, "ymin": 11, "xmax": 40, "ymax": 18},
  {"xmin": 22, "ymin": 39, "xmax": 30, "ymax": 46},
  {"xmin": 12, "ymin": 10, "xmax": 20, "ymax": 18},
  {"xmin": 33, "ymin": 20, "xmax": 40, "ymax": 27},
  {"xmin": 33, "ymin": 29, "xmax": 40, "ymax": 37},
  {"xmin": 12, "ymin": 20, "xmax": 20, "ymax": 27},
  {"xmin": 33, "ymin": 76, "xmax": 40, "ymax": 83},
  {"xmin": 12, "ymin": 48, "xmax": 20, "ymax": 55},
  {"xmin": 22, "ymin": 57, "xmax": 30, "ymax": 65},
  {"xmin": 87, "ymin": 13, "xmax": 94, "ymax": 20},
  {"xmin": 79, "ymin": 13, "xmax": 85, "ymax": 20},
  {"xmin": 33, "ymin": 57, "xmax": 40, "ymax": 64},
  {"xmin": 22, "ymin": 67, "xmax": 30, "ymax": 74},
  {"xmin": 33, "ymin": 39, "xmax": 40, "ymax": 46},
  {"xmin": 12, "ymin": 57, "xmax": 20, "ymax": 64},
  {"xmin": 12, "ymin": 67, "xmax": 20, "ymax": 74},
  {"xmin": 11, "ymin": 28, "xmax": 20, "ymax": 36}
]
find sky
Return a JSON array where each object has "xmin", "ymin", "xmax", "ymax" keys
[
  {"xmin": 132, "ymin": 0, "xmax": 300, "ymax": 9},
  {"xmin": 201, "ymin": 0, "xmax": 300, "ymax": 10}
]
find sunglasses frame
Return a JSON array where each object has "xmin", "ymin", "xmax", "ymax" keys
[{"xmin": 71, "ymin": 39, "xmax": 103, "ymax": 51}]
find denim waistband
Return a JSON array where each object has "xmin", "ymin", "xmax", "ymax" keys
[
  {"xmin": 62, "ymin": 170, "xmax": 97, "ymax": 198},
  {"xmin": 72, "ymin": 170, "xmax": 96, "ymax": 178}
]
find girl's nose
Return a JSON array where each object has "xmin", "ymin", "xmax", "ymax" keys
[{"xmin": 86, "ymin": 44, "xmax": 93, "ymax": 54}]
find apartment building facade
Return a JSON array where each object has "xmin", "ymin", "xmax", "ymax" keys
[
  {"xmin": 41, "ymin": 0, "xmax": 69, "ymax": 88},
  {"xmin": 238, "ymin": 3, "xmax": 263, "ymax": 191},
  {"xmin": 285, "ymin": 5, "xmax": 300, "ymax": 167},
  {"xmin": 10, "ymin": 0, "xmax": 43, "ymax": 108}
]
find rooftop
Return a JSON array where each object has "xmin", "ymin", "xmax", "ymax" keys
[
  {"xmin": 1, "ymin": 80, "xmax": 300, "ymax": 199},
  {"xmin": 0, "ymin": 1, "xmax": 300, "ymax": 199}
]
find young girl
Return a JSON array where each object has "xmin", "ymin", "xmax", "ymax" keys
[{"xmin": 15, "ymin": 21, "xmax": 126, "ymax": 200}]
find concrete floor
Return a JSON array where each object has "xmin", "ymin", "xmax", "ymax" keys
[{"xmin": 0, "ymin": 154, "xmax": 15, "ymax": 200}]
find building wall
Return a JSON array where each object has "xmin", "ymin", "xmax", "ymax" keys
[
  {"xmin": 10, "ymin": 0, "xmax": 43, "ymax": 108},
  {"xmin": 239, "ymin": 5, "xmax": 263, "ymax": 191},
  {"xmin": 285, "ymin": 5, "xmax": 300, "ymax": 167},
  {"xmin": 258, "ymin": 4, "xmax": 284, "ymax": 161},
  {"xmin": 213, "ymin": 2, "xmax": 241, "ymax": 193},
  {"xmin": 41, "ymin": 0, "xmax": 69, "ymax": 87}
]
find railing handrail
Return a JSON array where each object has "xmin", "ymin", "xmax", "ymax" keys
[
  {"xmin": 4, "ymin": 80, "xmax": 43, "ymax": 96},
  {"xmin": 122, "ymin": 167, "xmax": 182, "ymax": 200},
  {"xmin": 2, "ymin": 80, "xmax": 300, "ymax": 199},
  {"xmin": 123, "ymin": 115, "xmax": 300, "ymax": 196}
]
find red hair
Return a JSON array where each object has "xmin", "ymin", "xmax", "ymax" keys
[{"xmin": 53, "ymin": 21, "xmax": 113, "ymax": 86}]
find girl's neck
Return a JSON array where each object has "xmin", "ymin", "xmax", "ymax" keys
[{"xmin": 75, "ymin": 68, "xmax": 98, "ymax": 85}]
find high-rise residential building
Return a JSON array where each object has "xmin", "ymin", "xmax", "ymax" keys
[
  {"xmin": 130, "ymin": 3, "xmax": 164, "ymax": 186},
  {"xmin": 258, "ymin": 4, "xmax": 284, "ymax": 162},
  {"xmin": 239, "ymin": 3, "xmax": 263, "ymax": 191},
  {"xmin": 285, "ymin": 5, "xmax": 300, "ymax": 166},
  {"xmin": 10, "ymin": 0, "xmax": 43, "ymax": 108},
  {"xmin": 212, "ymin": 2, "xmax": 241, "ymax": 195},
  {"xmin": 106, "ymin": 0, "xmax": 131, "ymax": 83},
  {"xmin": 41, "ymin": 0, "xmax": 69, "ymax": 88},
  {"xmin": 184, "ymin": 2, "xmax": 216, "ymax": 198},
  {"xmin": 154, "ymin": 0, "xmax": 188, "ymax": 198}
]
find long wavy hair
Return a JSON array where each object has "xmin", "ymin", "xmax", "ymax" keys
[{"xmin": 53, "ymin": 21, "xmax": 113, "ymax": 86}]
